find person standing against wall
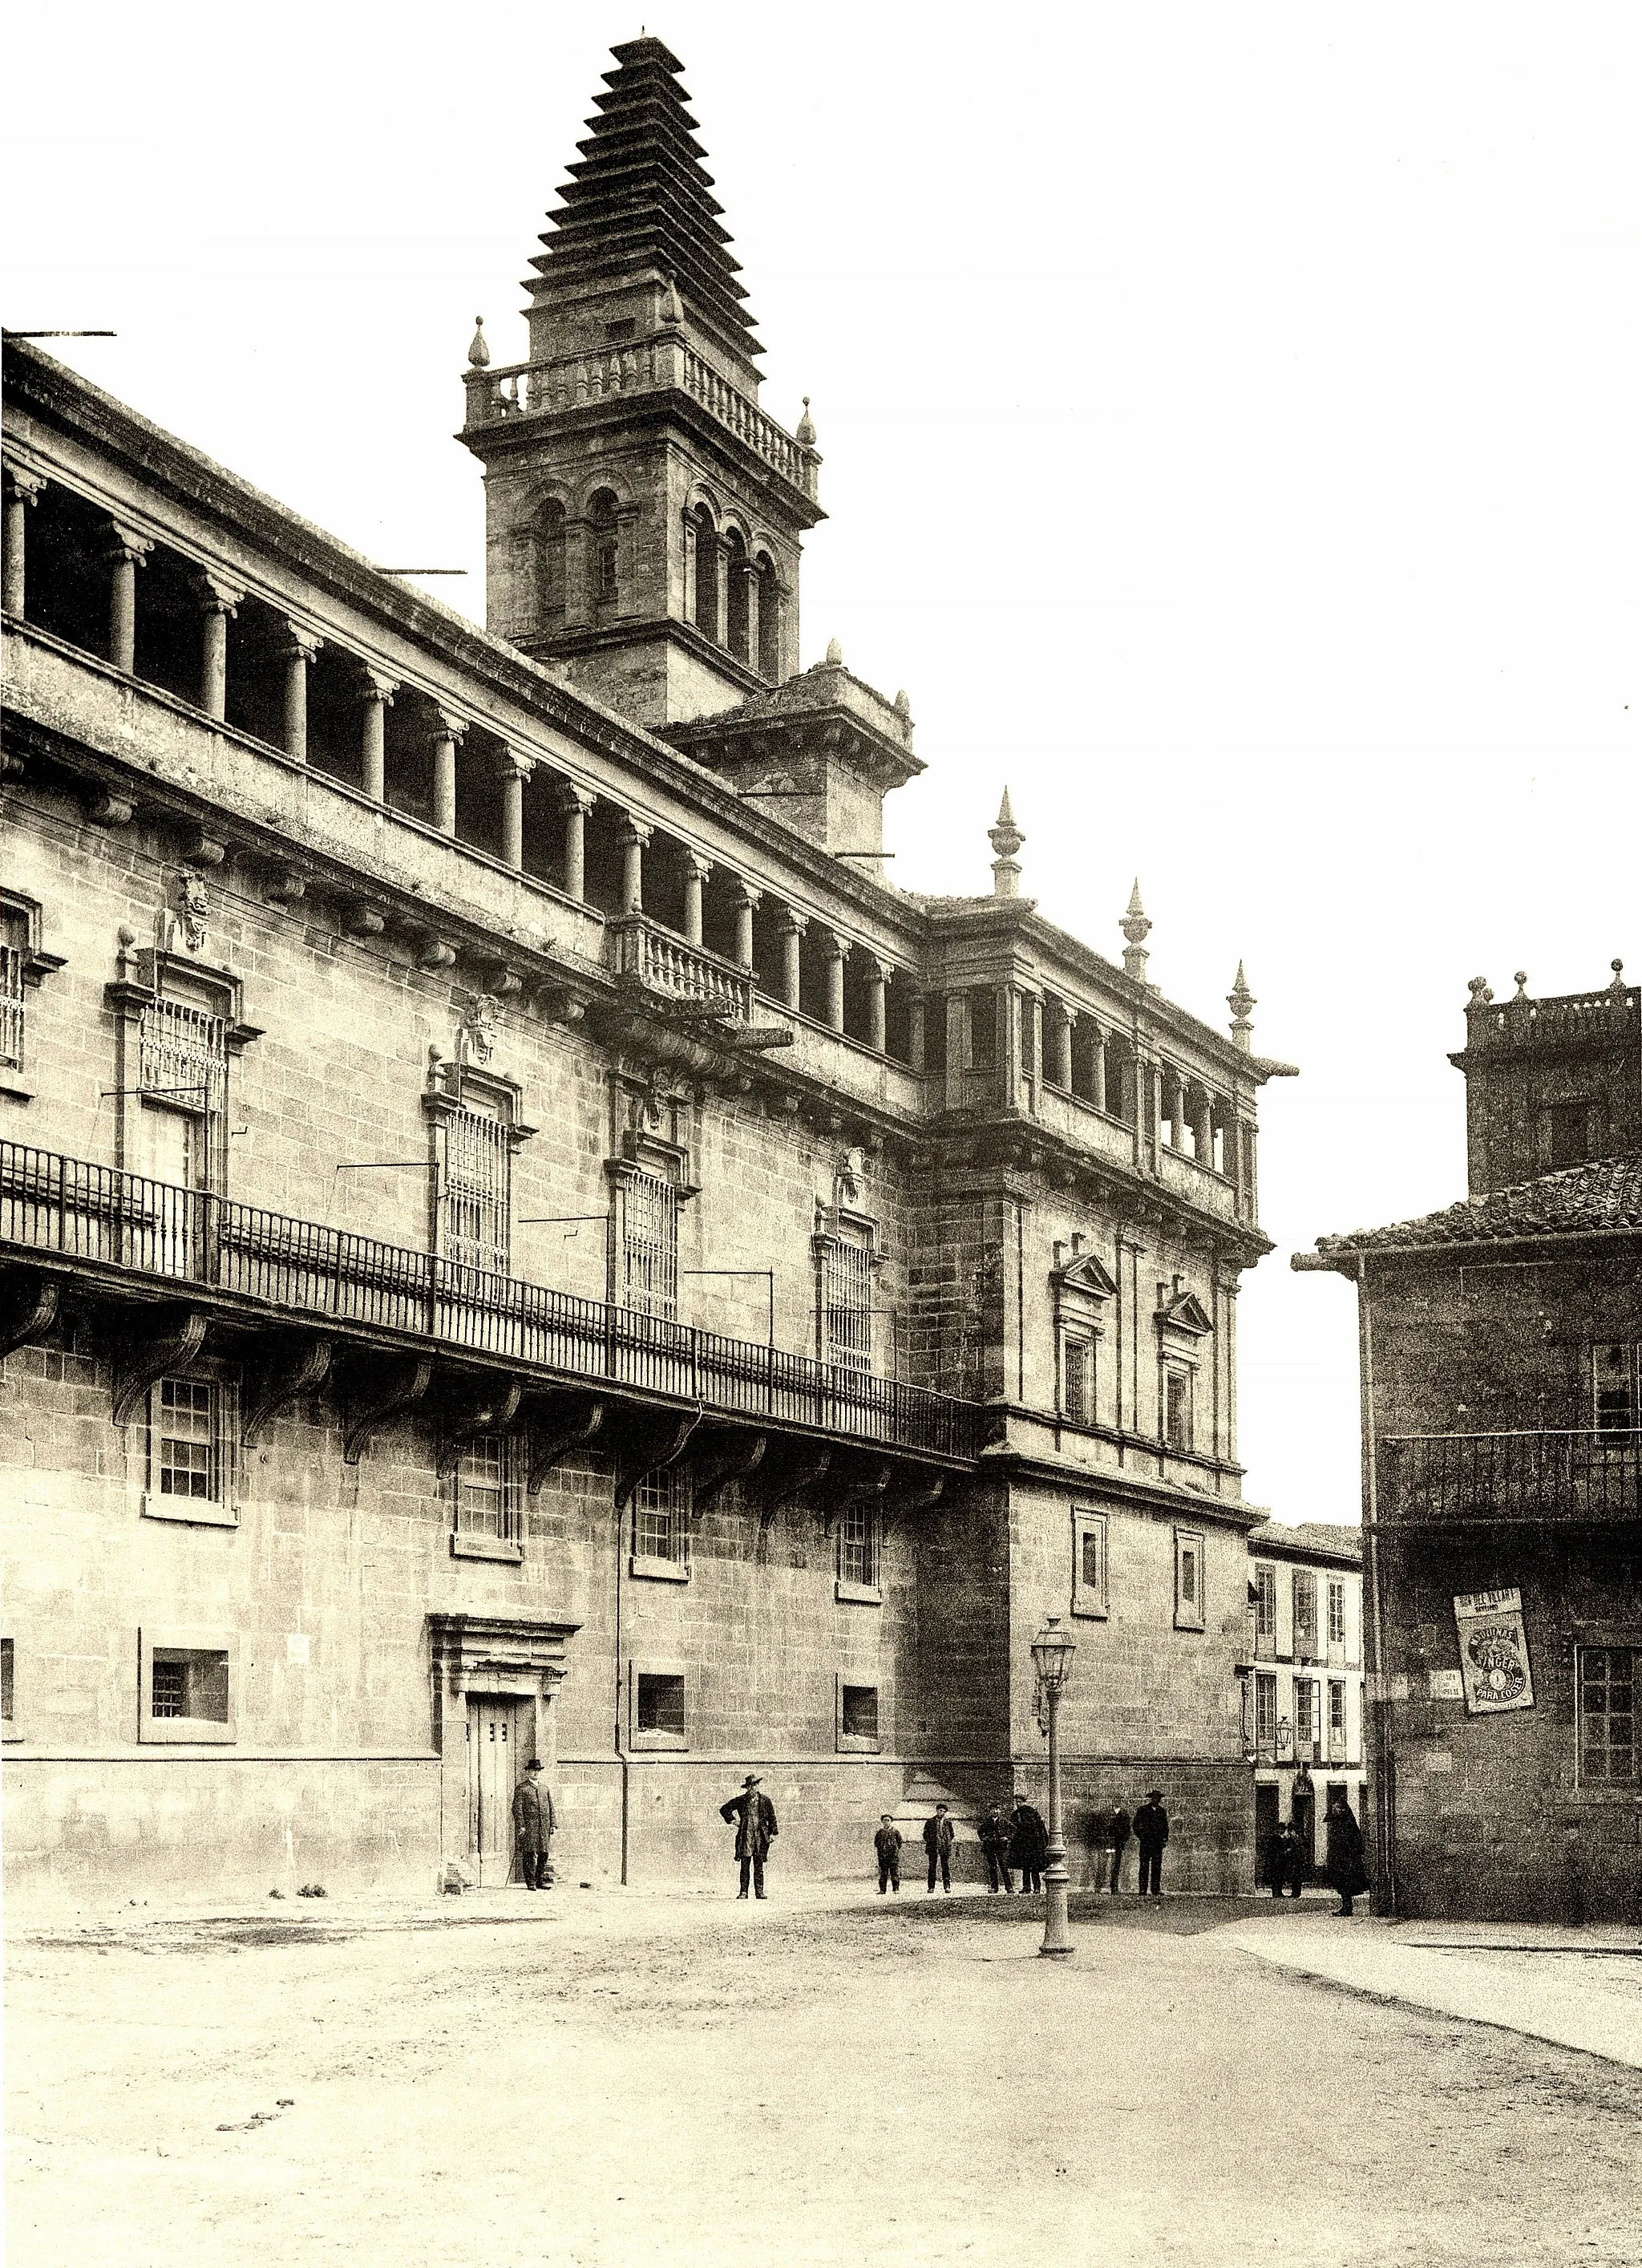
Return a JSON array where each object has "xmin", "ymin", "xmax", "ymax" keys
[
  {"xmin": 720, "ymin": 1774, "xmax": 779, "ymax": 1899},
  {"xmin": 1134, "ymin": 1789, "xmax": 1170, "ymax": 1897},
  {"xmin": 512, "ymin": 1758, "xmax": 556, "ymax": 1891},
  {"xmin": 1009, "ymin": 1793, "xmax": 1047, "ymax": 1896},
  {"xmin": 922, "ymin": 1802, "xmax": 955, "ymax": 1895}
]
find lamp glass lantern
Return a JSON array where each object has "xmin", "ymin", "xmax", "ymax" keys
[{"xmin": 1030, "ymin": 1614, "xmax": 1078, "ymax": 1694}]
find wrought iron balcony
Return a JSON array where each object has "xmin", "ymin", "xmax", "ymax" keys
[
  {"xmin": 0, "ymin": 1140, "xmax": 985, "ymax": 1463},
  {"xmin": 1381, "ymin": 1428, "xmax": 1642, "ymax": 1526}
]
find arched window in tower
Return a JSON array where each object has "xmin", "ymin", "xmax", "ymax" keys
[
  {"xmin": 690, "ymin": 504, "xmax": 720, "ymax": 642},
  {"xmin": 724, "ymin": 529, "xmax": 750, "ymax": 664},
  {"xmin": 755, "ymin": 552, "xmax": 782, "ymax": 681},
  {"xmin": 537, "ymin": 500, "xmax": 566, "ymax": 633},
  {"xmin": 588, "ymin": 488, "xmax": 620, "ymax": 611}
]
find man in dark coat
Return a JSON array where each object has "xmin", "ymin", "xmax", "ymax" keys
[
  {"xmin": 873, "ymin": 1814, "xmax": 903, "ymax": 1895},
  {"xmin": 978, "ymin": 1802, "xmax": 1013, "ymax": 1893},
  {"xmin": 720, "ymin": 1773, "xmax": 779, "ymax": 1899},
  {"xmin": 1134, "ymin": 1789, "xmax": 1169, "ymax": 1897},
  {"xmin": 1264, "ymin": 1820, "xmax": 1304, "ymax": 1899},
  {"xmin": 512, "ymin": 1757, "xmax": 555, "ymax": 1890},
  {"xmin": 1291, "ymin": 1764, "xmax": 1317, "ymax": 1881},
  {"xmin": 1325, "ymin": 1791, "xmax": 1369, "ymax": 1916},
  {"xmin": 1108, "ymin": 1803, "xmax": 1133, "ymax": 1894},
  {"xmin": 922, "ymin": 1803, "xmax": 955, "ymax": 1895},
  {"xmin": 1008, "ymin": 1795, "xmax": 1048, "ymax": 1894}
]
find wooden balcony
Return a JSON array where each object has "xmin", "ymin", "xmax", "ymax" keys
[
  {"xmin": 1381, "ymin": 1428, "xmax": 1642, "ymax": 1527},
  {"xmin": 0, "ymin": 1140, "xmax": 986, "ymax": 1464}
]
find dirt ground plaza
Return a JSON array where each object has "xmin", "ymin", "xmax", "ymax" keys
[{"xmin": 7, "ymin": 1882, "xmax": 1641, "ymax": 2268}]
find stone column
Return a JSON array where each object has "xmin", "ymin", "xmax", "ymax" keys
[
  {"xmin": 559, "ymin": 784, "xmax": 595, "ymax": 901},
  {"xmin": 1090, "ymin": 1029, "xmax": 1107, "ymax": 1113},
  {"xmin": 907, "ymin": 994, "xmax": 926, "ymax": 1073},
  {"xmin": 1194, "ymin": 1091, "xmax": 1215, "ymax": 1164},
  {"xmin": 193, "ymin": 571, "xmax": 242, "ymax": 721},
  {"xmin": 1167, "ymin": 1073, "xmax": 1186, "ymax": 1151},
  {"xmin": 432, "ymin": 709, "xmax": 465, "ymax": 835},
  {"xmin": 281, "ymin": 624, "xmax": 321, "ymax": 762},
  {"xmin": 620, "ymin": 815, "xmax": 652, "ymax": 915},
  {"xmin": 683, "ymin": 852, "xmax": 712, "ymax": 947},
  {"xmin": 744, "ymin": 569, "xmax": 761, "ymax": 674},
  {"xmin": 944, "ymin": 993, "xmax": 971, "ymax": 1114},
  {"xmin": 730, "ymin": 880, "xmax": 760, "ymax": 970},
  {"xmin": 1048, "ymin": 1000, "xmax": 1074, "ymax": 1089},
  {"xmin": 778, "ymin": 909, "xmax": 807, "ymax": 1009},
  {"xmin": 713, "ymin": 543, "xmax": 730, "ymax": 647},
  {"xmin": 681, "ymin": 514, "xmax": 698, "ymax": 626},
  {"xmin": 359, "ymin": 669, "xmax": 397, "ymax": 802},
  {"xmin": 498, "ymin": 747, "xmax": 533, "ymax": 869},
  {"xmin": 2, "ymin": 466, "xmax": 46, "ymax": 617},
  {"xmin": 863, "ymin": 955, "xmax": 888, "ymax": 1054},
  {"xmin": 823, "ymin": 934, "xmax": 849, "ymax": 1031},
  {"xmin": 107, "ymin": 521, "xmax": 152, "ymax": 673}
]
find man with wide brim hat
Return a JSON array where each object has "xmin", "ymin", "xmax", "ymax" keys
[
  {"xmin": 719, "ymin": 1772, "xmax": 779, "ymax": 1899},
  {"xmin": 1133, "ymin": 1788, "xmax": 1170, "ymax": 1897},
  {"xmin": 512, "ymin": 1757, "xmax": 556, "ymax": 1891}
]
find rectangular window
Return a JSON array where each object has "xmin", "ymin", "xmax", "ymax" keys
[
  {"xmin": 442, "ymin": 1103, "xmax": 512, "ymax": 1278},
  {"xmin": 631, "ymin": 1467, "xmax": 690, "ymax": 1577},
  {"xmin": 1292, "ymin": 1569, "xmax": 1318, "ymax": 1662},
  {"xmin": 1072, "ymin": 1509, "xmax": 1108, "ymax": 1619},
  {"xmin": 1252, "ymin": 1563, "xmax": 1277, "ymax": 1652},
  {"xmin": 823, "ymin": 1220, "xmax": 875, "ymax": 1373},
  {"xmin": 1578, "ymin": 1646, "xmax": 1636, "ymax": 1785},
  {"xmin": 139, "ymin": 993, "xmax": 226, "ymax": 1120},
  {"xmin": 1255, "ymin": 1671, "xmax": 1277, "ymax": 1755},
  {"xmin": 1294, "ymin": 1677, "xmax": 1317, "ymax": 1762},
  {"xmin": 1, "ymin": 1637, "xmax": 14, "ymax": 1729},
  {"xmin": 840, "ymin": 1684, "xmax": 879, "ymax": 1740},
  {"xmin": 1061, "ymin": 1332, "xmax": 1094, "ymax": 1424},
  {"xmin": 1164, "ymin": 1364, "xmax": 1194, "ymax": 1453},
  {"xmin": 1328, "ymin": 1578, "xmax": 1347, "ymax": 1647},
  {"xmin": 453, "ymin": 1435, "xmax": 521, "ymax": 1553},
  {"xmin": 156, "ymin": 1376, "xmax": 217, "ymax": 1500},
  {"xmin": 140, "ymin": 1627, "xmax": 237, "ymax": 1744},
  {"xmin": 837, "ymin": 1501, "xmax": 881, "ymax": 1598},
  {"xmin": 1592, "ymin": 1344, "xmax": 1640, "ymax": 1433},
  {"xmin": 0, "ymin": 910, "xmax": 25, "ymax": 1072},
  {"xmin": 621, "ymin": 1168, "xmax": 678, "ymax": 1320},
  {"xmin": 635, "ymin": 1671, "xmax": 686, "ymax": 1739},
  {"xmin": 1329, "ymin": 1677, "xmax": 1348, "ymax": 1761},
  {"xmin": 1175, "ymin": 1527, "xmax": 1205, "ymax": 1631}
]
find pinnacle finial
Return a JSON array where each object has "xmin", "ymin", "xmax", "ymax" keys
[
  {"xmin": 893, "ymin": 688, "xmax": 912, "ymax": 718},
  {"xmin": 467, "ymin": 318, "xmax": 490, "ymax": 370},
  {"xmin": 796, "ymin": 395, "xmax": 817, "ymax": 448},
  {"xmin": 1119, "ymin": 881, "xmax": 1152, "ymax": 983},
  {"xmin": 1227, "ymin": 962, "xmax": 1257, "ymax": 1050},
  {"xmin": 1610, "ymin": 958, "xmax": 1628, "ymax": 994},
  {"xmin": 988, "ymin": 788, "xmax": 1025, "ymax": 897},
  {"xmin": 824, "ymin": 637, "xmax": 843, "ymax": 666}
]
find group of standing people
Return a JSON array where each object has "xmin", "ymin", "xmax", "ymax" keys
[{"xmin": 1085, "ymin": 1792, "xmax": 1171, "ymax": 1894}]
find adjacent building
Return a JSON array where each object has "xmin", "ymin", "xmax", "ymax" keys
[
  {"xmin": 2, "ymin": 38, "xmax": 1296, "ymax": 1898},
  {"xmin": 1241, "ymin": 1521, "xmax": 1365, "ymax": 1879},
  {"xmin": 1296, "ymin": 965, "xmax": 1642, "ymax": 1921}
]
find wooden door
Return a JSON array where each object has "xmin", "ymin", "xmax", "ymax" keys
[
  {"xmin": 467, "ymin": 1696, "xmax": 527, "ymax": 1885},
  {"xmin": 1254, "ymin": 1781, "xmax": 1280, "ymax": 1889}
]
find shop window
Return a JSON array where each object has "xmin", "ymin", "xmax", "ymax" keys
[
  {"xmin": 1174, "ymin": 1527, "xmax": 1205, "ymax": 1632},
  {"xmin": 139, "ymin": 1626, "xmax": 237, "ymax": 1744},
  {"xmin": 1072, "ymin": 1508, "xmax": 1108, "ymax": 1619},
  {"xmin": 836, "ymin": 1501, "xmax": 882, "ymax": 1602},
  {"xmin": 630, "ymin": 1467, "xmax": 690, "ymax": 1581},
  {"xmin": 1578, "ymin": 1646, "xmax": 1636, "ymax": 1785}
]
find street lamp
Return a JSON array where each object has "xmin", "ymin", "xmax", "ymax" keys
[{"xmin": 1030, "ymin": 1612, "xmax": 1078, "ymax": 1958}]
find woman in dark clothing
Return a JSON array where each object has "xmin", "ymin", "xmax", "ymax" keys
[
  {"xmin": 1324, "ymin": 1792, "xmax": 1369, "ymax": 1916},
  {"xmin": 1008, "ymin": 1796, "xmax": 1048, "ymax": 1894}
]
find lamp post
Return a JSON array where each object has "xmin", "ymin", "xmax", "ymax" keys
[{"xmin": 1030, "ymin": 1612, "xmax": 1078, "ymax": 1958}]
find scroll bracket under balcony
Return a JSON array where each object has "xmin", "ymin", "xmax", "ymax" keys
[
  {"xmin": 0, "ymin": 1267, "xmax": 60, "ymax": 1362},
  {"xmin": 436, "ymin": 1377, "xmax": 524, "ymax": 1479},
  {"xmin": 822, "ymin": 1456, "xmax": 894, "ymax": 1537},
  {"xmin": 758, "ymin": 1441, "xmax": 832, "ymax": 1529},
  {"xmin": 343, "ymin": 1355, "xmax": 434, "ymax": 1467},
  {"xmin": 242, "ymin": 1334, "xmax": 332, "ymax": 1448},
  {"xmin": 111, "ymin": 1306, "xmax": 208, "ymax": 1428},
  {"xmin": 525, "ymin": 1395, "xmax": 606, "ymax": 1497},
  {"xmin": 613, "ymin": 1406, "xmax": 703, "ymax": 1512},
  {"xmin": 690, "ymin": 1430, "xmax": 768, "ymax": 1528}
]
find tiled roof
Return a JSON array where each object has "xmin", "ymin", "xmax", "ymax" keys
[
  {"xmin": 1308, "ymin": 1150, "xmax": 1642, "ymax": 1261},
  {"xmin": 1246, "ymin": 1519, "xmax": 1361, "ymax": 1565}
]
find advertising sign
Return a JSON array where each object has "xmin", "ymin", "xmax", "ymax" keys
[{"xmin": 1452, "ymin": 1588, "xmax": 1534, "ymax": 1715}]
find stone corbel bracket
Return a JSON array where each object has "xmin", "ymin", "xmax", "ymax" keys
[
  {"xmin": 757, "ymin": 1440, "xmax": 832, "ymax": 1529},
  {"xmin": 525, "ymin": 1395, "xmax": 606, "ymax": 1497},
  {"xmin": 822, "ymin": 1455, "xmax": 895, "ymax": 1538},
  {"xmin": 885, "ymin": 1469, "xmax": 947, "ymax": 1526},
  {"xmin": 435, "ymin": 1376, "xmax": 523, "ymax": 1479},
  {"xmin": 613, "ymin": 1405, "xmax": 703, "ymax": 1511},
  {"xmin": 111, "ymin": 1306, "xmax": 209, "ymax": 1428},
  {"xmin": 0, "ymin": 1267, "xmax": 60, "ymax": 1362},
  {"xmin": 241, "ymin": 1335, "xmax": 332, "ymax": 1448},
  {"xmin": 342, "ymin": 1354, "xmax": 433, "ymax": 1467},
  {"xmin": 689, "ymin": 1429, "xmax": 768, "ymax": 1528}
]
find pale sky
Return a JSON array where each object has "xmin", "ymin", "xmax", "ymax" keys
[{"xmin": 6, "ymin": 2, "xmax": 1639, "ymax": 1525}]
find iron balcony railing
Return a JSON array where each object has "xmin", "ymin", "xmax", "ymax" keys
[
  {"xmin": 0, "ymin": 1140, "xmax": 986, "ymax": 1463},
  {"xmin": 1381, "ymin": 1428, "xmax": 1642, "ymax": 1525}
]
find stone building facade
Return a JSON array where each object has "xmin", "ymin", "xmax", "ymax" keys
[
  {"xmin": 2, "ymin": 38, "xmax": 1293, "ymax": 1899},
  {"xmin": 1296, "ymin": 966, "xmax": 1642, "ymax": 1921},
  {"xmin": 1242, "ymin": 1521, "xmax": 1365, "ymax": 1881}
]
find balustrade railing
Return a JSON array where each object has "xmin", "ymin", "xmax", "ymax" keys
[
  {"xmin": 609, "ymin": 915, "xmax": 754, "ymax": 1021},
  {"xmin": 1381, "ymin": 1428, "xmax": 1642, "ymax": 1524},
  {"xmin": 0, "ymin": 1140, "xmax": 984, "ymax": 1461}
]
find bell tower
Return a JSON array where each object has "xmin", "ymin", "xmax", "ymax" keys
[{"xmin": 459, "ymin": 37, "xmax": 824, "ymax": 730}]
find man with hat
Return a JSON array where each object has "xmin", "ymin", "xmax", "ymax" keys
[
  {"xmin": 1134, "ymin": 1788, "xmax": 1170, "ymax": 1897},
  {"xmin": 719, "ymin": 1773, "xmax": 779, "ymax": 1899},
  {"xmin": 512, "ymin": 1756, "xmax": 556, "ymax": 1890}
]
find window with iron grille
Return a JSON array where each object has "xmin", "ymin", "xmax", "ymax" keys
[
  {"xmin": 1292, "ymin": 1569, "xmax": 1318, "ymax": 1661},
  {"xmin": 150, "ymin": 1647, "xmax": 230, "ymax": 1723},
  {"xmin": 1328, "ymin": 1678, "xmax": 1348, "ymax": 1759},
  {"xmin": 153, "ymin": 1377, "xmax": 220, "ymax": 1502},
  {"xmin": 633, "ymin": 1466, "xmax": 689, "ymax": 1565},
  {"xmin": 1328, "ymin": 1577, "xmax": 1347, "ymax": 1647},
  {"xmin": 1061, "ymin": 1331, "xmax": 1094, "ymax": 1424},
  {"xmin": 1174, "ymin": 1527, "xmax": 1205, "ymax": 1630},
  {"xmin": 838, "ymin": 1500, "xmax": 880, "ymax": 1592},
  {"xmin": 621, "ymin": 1168, "xmax": 678, "ymax": 1320},
  {"xmin": 139, "ymin": 994, "xmax": 226, "ymax": 1117},
  {"xmin": 1578, "ymin": 1646, "xmax": 1636, "ymax": 1785},
  {"xmin": 441, "ymin": 1103, "xmax": 512, "ymax": 1277},
  {"xmin": 0, "ymin": 913, "xmax": 25, "ymax": 1073},
  {"xmin": 455, "ymin": 1435, "xmax": 521, "ymax": 1543},
  {"xmin": 823, "ymin": 1219, "xmax": 875, "ymax": 1372}
]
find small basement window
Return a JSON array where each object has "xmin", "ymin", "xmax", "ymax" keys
[
  {"xmin": 632, "ymin": 1668, "xmax": 688, "ymax": 1750},
  {"xmin": 841, "ymin": 1685, "xmax": 878, "ymax": 1739},
  {"xmin": 140, "ymin": 1626, "xmax": 237, "ymax": 1744}
]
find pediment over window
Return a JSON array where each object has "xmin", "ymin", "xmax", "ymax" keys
[
  {"xmin": 1156, "ymin": 1289, "xmax": 1214, "ymax": 1338},
  {"xmin": 1050, "ymin": 1251, "xmax": 1118, "ymax": 1302}
]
